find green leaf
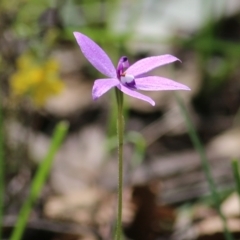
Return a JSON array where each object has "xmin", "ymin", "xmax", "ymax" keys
[{"xmin": 10, "ymin": 121, "xmax": 69, "ymax": 240}]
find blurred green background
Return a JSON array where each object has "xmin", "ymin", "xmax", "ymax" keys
[{"xmin": 0, "ymin": 0, "xmax": 240, "ymax": 240}]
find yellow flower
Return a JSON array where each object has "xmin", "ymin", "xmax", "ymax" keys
[{"xmin": 10, "ymin": 53, "xmax": 64, "ymax": 106}]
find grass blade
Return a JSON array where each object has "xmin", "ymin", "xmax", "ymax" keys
[
  {"xmin": 10, "ymin": 121, "xmax": 69, "ymax": 240},
  {"xmin": 0, "ymin": 98, "xmax": 4, "ymax": 240},
  {"xmin": 175, "ymin": 93, "xmax": 234, "ymax": 240},
  {"xmin": 231, "ymin": 159, "xmax": 240, "ymax": 217},
  {"xmin": 231, "ymin": 159, "xmax": 240, "ymax": 196}
]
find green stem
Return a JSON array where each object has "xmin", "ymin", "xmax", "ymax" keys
[
  {"xmin": 175, "ymin": 93, "xmax": 234, "ymax": 240},
  {"xmin": 231, "ymin": 159, "xmax": 240, "ymax": 216},
  {"xmin": 0, "ymin": 96, "xmax": 4, "ymax": 240},
  {"xmin": 232, "ymin": 159, "xmax": 240, "ymax": 195},
  {"xmin": 10, "ymin": 121, "xmax": 68, "ymax": 240},
  {"xmin": 115, "ymin": 88, "xmax": 124, "ymax": 240}
]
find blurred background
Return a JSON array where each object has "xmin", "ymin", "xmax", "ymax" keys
[{"xmin": 1, "ymin": 0, "xmax": 240, "ymax": 239}]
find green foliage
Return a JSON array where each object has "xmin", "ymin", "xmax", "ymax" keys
[
  {"xmin": 11, "ymin": 1, "xmax": 49, "ymax": 38},
  {"xmin": 9, "ymin": 121, "xmax": 69, "ymax": 240},
  {"xmin": 174, "ymin": 0, "xmax": 240, "ymax": 100},
  {"xmin": 175, "ymin": 92, "xmax": 235, "ymax": 240},
  {"xmin": 232, "ymin": 159, "xmax": 240, "ymax": 197},
  {"xmin": 0, "ymin": 96, "xmax": 4, "ymax": 240}
]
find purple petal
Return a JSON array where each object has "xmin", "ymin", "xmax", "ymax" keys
[
  {"xmin": 118, "ymin": 84, "xmax": 155, "ymax": 106},
  {"xmin": 74, "ymin": 32, "xmax": 116, "ymax": 78},
  {"xmin": 135, "ymin": 76, "xmax": 190, "ymax": 91},
  {"xmin": 92, "ymin": 78, "xmax": 119, "ymax": 100},
  {"xmin": 126, "ymin": 54, "xmax": 180, "ymax": 77}
]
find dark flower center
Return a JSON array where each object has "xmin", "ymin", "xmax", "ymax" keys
[{"xmin": 116, "ymin": 56, "xmax": 136, "ymax": 88}]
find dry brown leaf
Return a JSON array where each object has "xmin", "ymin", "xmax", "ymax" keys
[
  {"xmin": 44, "ymin": 188, "xmax": 106, "ymax": 224},
  {"xmin": 221, "ymin": 192, "xmax": 240, "ymax": 217},
  {"xmin": 196, "ymin": 216, "xmax": 240, "ymax": 235}
]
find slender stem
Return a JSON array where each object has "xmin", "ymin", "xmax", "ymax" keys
[
  {"xmin": 231, "ymin": 159, "xmax": 240, "ymax": 216},
  {"xmin": 175, "ymin": 93, "xmax": 234, "ymax": 240},
  {"xmin": 115, "ymin": 88, "xmax": 124, "ymax": 240},
  {"xmin": 10, "ymin": 121, "xmax": 68, "ymax": 240},
  {"xmin": 0, "ymin": 95, "xmax": 4, "ymax": 240}
]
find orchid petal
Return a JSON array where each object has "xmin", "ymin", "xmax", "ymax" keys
[
  {"xmin": 74, "ymin": 32, "xmax": 116, "ymax": 78},
  {"xmin": 118, "ymin": 84, "xmax": 155, "ymax": 106},
  {"xmin": 92, "ymin": 78, "xmax": 119, "ymax": 100},
  {"xmin": 135, "ymin": 76, "xmax": 191, "ymax": 91},
  {"xmin": 126, "ymin": 55, "xmax": 179, "ymax": 77}
]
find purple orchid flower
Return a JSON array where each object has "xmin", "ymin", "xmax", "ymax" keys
[{"xmin": 73, "ymin": 32, "xmax": 190, "ymax": 106}]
